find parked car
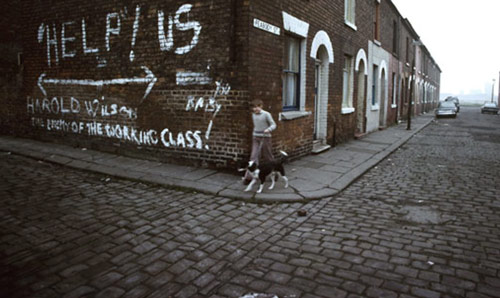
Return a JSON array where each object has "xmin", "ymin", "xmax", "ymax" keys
[
  {"xmin": 481, "ymin": 102, "xmax": 499, "ymax": 114},
  {"xmin": 435, "ymin": 101, "xmax": 458, "ymax": 118},
  {"xmin": 445, "ymin": 96, "xmax": 460, "ymax": 112}
]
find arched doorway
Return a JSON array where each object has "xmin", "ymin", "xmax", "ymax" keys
[
  {"xmin": 400, "ymin": 76, "xmax": 408, "ymax": 118},
  {"xmin": 356, "ymin": 61, "xmax": 366, "ymax": 134},
  {"xmin": 310, "ymin": 30, "xmax": 333, "ymax": 152},
  {"xmin": 314, "ymin": 46, "xmax": 329, "ymax": 142},
  {"xmin": 355, "ymin": 49, "xmax": 368, "ymax": 135}
]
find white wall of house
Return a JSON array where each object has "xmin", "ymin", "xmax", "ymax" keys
[{"xmin": 366, "ymin": 41, "xmax": 390, "ymax": 133}]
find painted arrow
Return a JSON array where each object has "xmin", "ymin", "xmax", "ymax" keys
[{"xmin": 38, "ymin": 66, "xmax": 157, "ymax": 100}]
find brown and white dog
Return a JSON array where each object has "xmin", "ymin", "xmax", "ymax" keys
[{"xmin": 240, "ymin": 151, "xmax": 289, "ymax": 193}]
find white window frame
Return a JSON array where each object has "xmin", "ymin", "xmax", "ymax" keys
[
  {"xmin": 372, "ymin": 64, "xmax": 379, "ymax": 108},
  {"xmin": 342, "ymin": 55, "xmax": 355, "ymax": 114},
  {"xmin": 283, "ymin": 35, "xmax": 301, "ymax": 111},
  {"xmin": 344, "ymin": 0, "xmax": 357, "ymax": 30},
  {"xmin": 374, "ymin": 1, "xmax": 380, "ymax": 41},
  {"xmin": 280, "ymin": 12, "xmax": 310, "ymax": 119}
]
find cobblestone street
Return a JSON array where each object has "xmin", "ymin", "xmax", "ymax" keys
[{"xmin": 1, "ymin": 107, "xmax": 500, "ymax": 298}]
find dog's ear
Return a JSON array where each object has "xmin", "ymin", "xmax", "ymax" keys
[{"xmin": 247, "ymin": 161, "xmax": 257, "ymax": 171}]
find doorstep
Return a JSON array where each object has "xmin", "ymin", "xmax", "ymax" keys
[{"xmin": 312, "ymin": 142, "xmax": 331, "ymax": 154}]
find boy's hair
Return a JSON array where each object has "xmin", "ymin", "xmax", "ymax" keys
[{"xmin": 251, "ymin": 99, "xmax": 263, "ymax": 107}]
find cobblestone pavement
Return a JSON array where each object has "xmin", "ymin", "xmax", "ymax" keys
[{"xmin": 1, "ymin": 107, "xmax": 499, "ymax": 297}]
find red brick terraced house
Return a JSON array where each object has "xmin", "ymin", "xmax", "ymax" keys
[{"xmin": 0, "ymin": 0, "xmax": 440, "ymax": 170}]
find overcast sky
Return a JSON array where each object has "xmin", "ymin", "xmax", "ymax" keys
[{"xmin": 391, "ymin": 0, "xmax": 500, "ymax": 96}]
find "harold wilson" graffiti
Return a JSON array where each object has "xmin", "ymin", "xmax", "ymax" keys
[{"xmin": 27, "ymin": 81, "xmax": 231, "ymax": 150}]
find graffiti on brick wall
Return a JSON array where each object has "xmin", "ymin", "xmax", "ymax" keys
[
  {"xmin": 38, "ymin": 66, "xmax": 157, "ymax": 100},
  {"xmin": 37, "ymin": 4, "xmax": 201, "ymax": 67},
  {"xmin": 29, "ymin": 3, "xmax": 231, "ymax": 151},
  {"xmin": 35, "ymin": 2, "xmax": 208, "ymax": 89},
  {"xmin": 27, "ymin": 81, "xmax": 231, "ymax": 150},
  {"xmin": 157, "ymin": 4, "xmax": 202, "ymax": 55},
  {"xmin": 185, "ymin": 81, "xmax": 230, "ymax": 148}
]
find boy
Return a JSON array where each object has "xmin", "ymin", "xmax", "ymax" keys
[{"xmin": 243, "ymin": 99, "xmax": 276, "ymax": 183}]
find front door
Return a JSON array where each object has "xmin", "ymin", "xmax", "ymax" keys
[
  {"xmin": 314, "ymin": 62, "xmax": 320, "ymax": 140},
  {"xmin": 379, "ymin": 70, "xmax": 386, "ymax": 128},
  {"xmin": 356, "ymin": 62, "xmax": 366, "ymax": 134}
]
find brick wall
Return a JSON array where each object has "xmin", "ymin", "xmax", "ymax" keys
[
  {"xmin": 18, "ymin": 0, "xmax": 251, "ymax": 169},
  {"xmin": 247, "ymin": 0, "xmax": 374, "ymax": 148},
  {"xmin": 380, "ymin": 0, "xmax": 400, "ymax": 125},
  {"xmin": 397, "ymin": 19, "xmax": 415, "ymax": 120},
  {"xmin": 0, "ymin": 2, "xmax": 23, "ymax": 135},
  {"xmin": 5, "ymin": 0, "xmax": 441, "ymax": 170}
]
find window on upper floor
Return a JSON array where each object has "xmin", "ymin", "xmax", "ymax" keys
[
  {"xmin": 283, "ymin": 35, "xmax": 301, "ymax": 110},
  {"xmin": 406, "ymin": 37, "xmax": 410, "ymax": 62},
  {"xmin": 345, "ymin": 0, "xmax": 356, "ymax": 29},
  {"xmin": 374, "ymin": 1, "xmax": 380, "ymax": 41},
  {"xmin": 392, "ymin": 20, "xmax": 398, "ymax": 54}
]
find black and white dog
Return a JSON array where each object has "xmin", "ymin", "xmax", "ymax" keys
[{"xmin": 240, "ymin": 151, "xmax": 289, "ymax": 193}]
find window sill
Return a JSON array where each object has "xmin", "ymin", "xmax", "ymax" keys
[
  {"xmin": 371, "ymin": 104, "xmax": 380, "ymax": 111},
  {"xmin": 279, "ymin": 110, "xmax": 311, "ymax": 121},
  {"xmin": 344, "ymin": 21, "xmax": 357, "ymax": 31},
  {"xmin": 374, "ymin": 40, "xmax": 382, "ymax": 47},
  {"xmin": 341, "ymin": 107, "xmax": 355, "ymax": 114}
]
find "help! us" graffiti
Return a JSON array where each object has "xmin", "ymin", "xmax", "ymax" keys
[{"xmin": 37, "ymin": 3, "xmax": 202, "ymax": 67}]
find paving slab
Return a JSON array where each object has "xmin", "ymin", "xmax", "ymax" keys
[{"xmin": 198, "ymin": 172, "xmax": 239, "ymax": 187}]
